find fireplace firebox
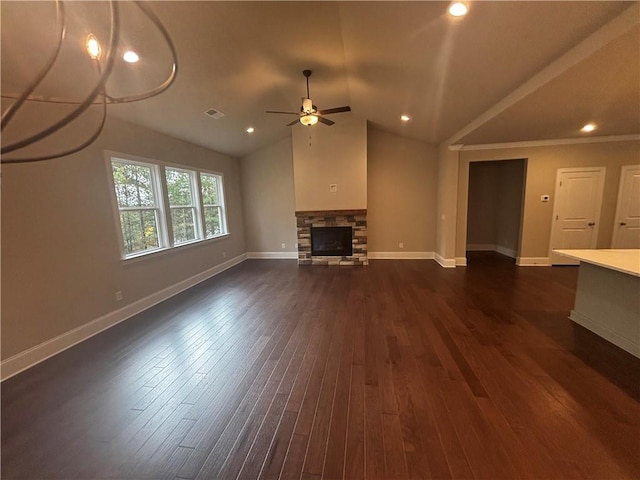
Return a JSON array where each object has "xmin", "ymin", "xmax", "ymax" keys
[{"xmin": 311, "ymin": 226, "xmax": 353, "ymax": 256}]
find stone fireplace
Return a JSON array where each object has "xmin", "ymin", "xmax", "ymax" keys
[{"xmin": 296, "ymin": 210, "xmax": 368, "ymax": 265}]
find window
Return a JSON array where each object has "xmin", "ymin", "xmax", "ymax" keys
[
  {"xmin": 109, "ymin": 155, "xmax": 228, "ymax": 259},
  {"xmin": 166, "ymin": 168, "xmax": 199, "ymax": 244},
  {"xmin": 111, "ymin": 160, "xmax": 166, "ymax": 257},
  {"xmin": 200, "ymin": 173, "xmax": 226, "ymax": 238}
]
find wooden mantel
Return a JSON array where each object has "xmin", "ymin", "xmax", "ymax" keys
[{"xmin": 295, "ymin": 209, "xmax": 367, "ymax": 217}]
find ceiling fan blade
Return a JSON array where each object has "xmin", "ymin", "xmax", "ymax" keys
[
  {"xmin": 317, "ymin": 116, "xmax": 335, "ymax": 126},
  {"xmin": 266, "ymin": 110, "xmax": 299, "ymax": 115},
  {"xmin": 286, "ymin": 118, "xmax": 300, "ymax": 127},
  {"xmin": 317, "ymin": 106, "xmax": 351, "ymax": 115}
]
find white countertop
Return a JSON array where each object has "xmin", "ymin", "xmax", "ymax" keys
[{"xmin": 554, "ymin": 249, "xmax": 640, "ymax": 277}]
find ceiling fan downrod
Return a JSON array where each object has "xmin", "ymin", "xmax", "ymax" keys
[{"xmin": 303, "ymin": 69, "xmax": 312, "ymax": 99}]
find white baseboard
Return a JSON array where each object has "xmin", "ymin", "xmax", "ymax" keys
[
  {"xmin": 1, "ymin": 253, "xmax": 247, "ymax": 382},
  {"xmin": 455, "ymin": 257, "xmax": 468, "ymax": 266},
  {"xmin": 246, "ymin": 252, "xmax": 298, "ymax": 259},
  {"xmin": 516, "ymin": 256, "xmax": 550, "ymax": 266},
  {"xmin": 434, "ymin": 253, "xmax": 456, "ymax": 268},
  {"xmin": 495, "ymin": 245, "xmax": 517, "ymax": 259},
  {"xmin": 368, "ymin": 251, "xmax": 434, "ymax": 260},
  {"xmin": 570, "ymin": 310, "xmax": 640, "ymax": 358},
  {"xmin": 466, "ymin": 243, "xmax": 496, "ymax": 251},
  {"xmin": 467, "ymin": 244, "xmax": 517, "ymax": 259}
]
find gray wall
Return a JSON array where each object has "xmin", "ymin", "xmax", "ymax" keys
[
  {"xmin": 367, "ymin": 127, "xmax": 438, "ymax": 253},
  {"xmin": 240, "ymin": 137, "xmax": 297, "ymax": 254},
  {"xmin": 292, "ymin": 114, "xmax": 367, "ymax": 211},
  {"xmin": 2, "ymin": 115, "xmax": 246, "ymax": 360}
]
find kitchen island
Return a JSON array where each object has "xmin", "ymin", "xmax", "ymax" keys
[{"xmin": 554, "ymin": 249, "xmax": 640, "ymax": 358}]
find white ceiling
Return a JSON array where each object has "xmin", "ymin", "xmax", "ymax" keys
[{"xmin": 2, "ymin": 1, "xmax": 638, "ymax": 158}]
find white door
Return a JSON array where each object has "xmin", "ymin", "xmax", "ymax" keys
[
  {"xmin": 612, "ymin": 165, "xmax": 640, "ymax": 248},
  {"xmin": 549, "ymin": 167, "xmax": 606, "ymax": 265}
]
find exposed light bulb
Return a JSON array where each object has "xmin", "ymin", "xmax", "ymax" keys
[
  {"xmin": 86, "ymin": 34, "xmax": 101, "ymax": 59},
  {"xmin": 581, "ymin": 123, "xmax": 597, "ymax": 133},
  {"xmin": 448, "ymin": 2, "xmax": 468, "ymax": 17},
  {"xmin": 400, "ymin": 115, "xmax": 411, "ymax": 122},
  {"xmin": 246, "ymin": 127, "xmax": 255, "ymax": 134},
  {"xmin": 123, "ymin": 50, "xmax": 139, "ymax": 63},
  {"xmin": 300, "ymin": 114, "xmax": 319, "ymax": 126}
]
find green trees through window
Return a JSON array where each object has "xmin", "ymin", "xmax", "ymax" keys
[
  {"xmin": 110, "ymin": 157, "xmax": 228, "ymax": 259},
  {"xmin": 112, "ymin": 161, "xmax": 162, "ymax": 256},
  {"xmin": 166, "ymin": 168, "xmax": 197, "ymax": 244},
  {"xmin": 201, "ymin": 173, "xmax": 224, "ymax": 238}
]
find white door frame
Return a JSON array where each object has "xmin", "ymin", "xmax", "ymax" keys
[
  {"xmin": 549, "ymin": 166, "xmax": 606, "ymax": 264},
  {"xmin": 612, "ymin": 165, "xmax": 640, "ymax": 248}
]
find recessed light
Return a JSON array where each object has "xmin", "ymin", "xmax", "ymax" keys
[
  {"xmin": 86, "ymin": 34, "xmax": 101, "ymax": 59},
  {"xmin": 246, "ymin": 127, "xmax": 255, "ymax": 134},
  {"xmin": 400, "ymin": 115, "xmax": 411, "ymax": 122},
  {"xmin": 581, "ymin": 123, "xmax": 597, "ymax": 133},
  {"xmin": 448, "ymin": 2, "xmax": 468, "ymax": 17},
  {"xmin": 123, "ymin": 50, "xmax": 139, "ymax": 63}
]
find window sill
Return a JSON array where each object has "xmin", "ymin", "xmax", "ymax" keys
[{"xmin": 121, "ymin": 233, "xmax": 231, "ymax": 265}]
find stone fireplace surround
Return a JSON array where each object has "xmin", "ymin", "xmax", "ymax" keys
[{"xmin": 296, "ymin": 210, "xmax": 368, "ymax": 265}]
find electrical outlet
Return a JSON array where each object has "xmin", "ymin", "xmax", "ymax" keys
[
  {"xmin": 329, "ymin": 184, "xmax": 337, "ymax": 193},
  {"xmin": 222, "ymin": 251, "xmax": 227, "ymax": 258},
  {"xmin": 399, "ymin": 242, "xmax": 404, "ymax": 249},
  {"xmin": 281, "ymin": 243, "xmax": 286, "ymax": 249},
  {"xmin": 295, "ymin": 243, "xmax": 298, "ymax": 248},
  {"xmin": 115, "ymin": 291, "xmax": 123, "ymax": 302}
]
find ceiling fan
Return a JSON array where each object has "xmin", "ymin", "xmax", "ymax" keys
[{"xmin": 266, "ymin": 70, "xmax": 351, "ymax": 127}]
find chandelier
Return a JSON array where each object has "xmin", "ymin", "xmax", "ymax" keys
[{"xmin": 1, "ymin": 0, "xmax": 178, "ymax": 164}]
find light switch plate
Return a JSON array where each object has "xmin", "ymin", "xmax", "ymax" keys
[{"xmin": 329, "ymin": 184, "xmax": 337, "ymax": 193}]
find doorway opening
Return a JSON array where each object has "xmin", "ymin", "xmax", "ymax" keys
[{"xmin": 466, "ymin": 159, "xmax": 526, "ymax": 265}]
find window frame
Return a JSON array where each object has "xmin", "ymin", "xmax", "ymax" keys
[
  {"xmin": 109, "ymin": 157, "xmax": 169, "ymax": 258},
  {"xmin": 199, "ymin": 171, "xmax": 227, "ymax": 239},
  {"xmin": 165, "ymin": 166, "xmax": 203, "ymax": 245},
  {"xmin": 105, "ymin": 151, "xmax": 230, "ymax": 262}
]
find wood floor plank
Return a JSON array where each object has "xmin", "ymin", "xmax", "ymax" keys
[
  {"xmin": 321, "ymin": 303, "xmax": 356, "ymax": 480},
  {"xmin": 257, "ymin": 410, "xmax": 298, "ymax": 480},
  {"xmin": 364, "ymin": 384, "xmax": 387, "ymax": 480},
  {"xmin": 301, "ymin": 312, "xmax": 348, "ymax": 477},
  {"xmin": 3, "ymin": 255, "xmax": 639, "ymax": 480},
  {"xmin": 179, "ymin": 321, "xmax": 298, "ymax": 478},
  {"xmin": 343, "ymin": 364, "xmax": 365, "ymax": 480}
]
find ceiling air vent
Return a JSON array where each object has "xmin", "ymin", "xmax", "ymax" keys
[{"xmin": 204, "ymin": 108, "xmax": 224, "ymax": 119}]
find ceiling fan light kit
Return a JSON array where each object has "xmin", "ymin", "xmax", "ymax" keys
[
  {"xmin": 266, "ymin": 69, "xmax": 351, "ymax": 127},
  {"xmin": 300, "ymin": 114, "xmax": 319, "ymax": 126}
]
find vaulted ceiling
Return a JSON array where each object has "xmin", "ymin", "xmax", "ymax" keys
[{"xmin": 2, "ymin": 1, "xmax": 638, "ymax": 158}]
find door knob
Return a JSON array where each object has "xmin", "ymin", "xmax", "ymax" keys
[
  {"xmin": 588, "ymin": 222, "xmax": 596, "ymax": 226},
  {"xmin": 620, "ymin": 222, "xmax": 627, "ymax": 226}
]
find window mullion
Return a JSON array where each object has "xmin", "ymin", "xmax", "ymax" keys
[
  {"xmin": 196, "ymin": 173, "xmax": 206, "ymax": 240},
  {"xmin": 218, "ymin": 177, "xmax": 227, "ymax": 234},
  {"xmin": 157, "ymin": 164, "xmax": 173, "ymax": 248}
]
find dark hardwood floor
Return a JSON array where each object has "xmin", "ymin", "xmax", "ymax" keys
[{"xmin": 2, "ymin": 253, "xmax": 639, "ymax": 479}]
